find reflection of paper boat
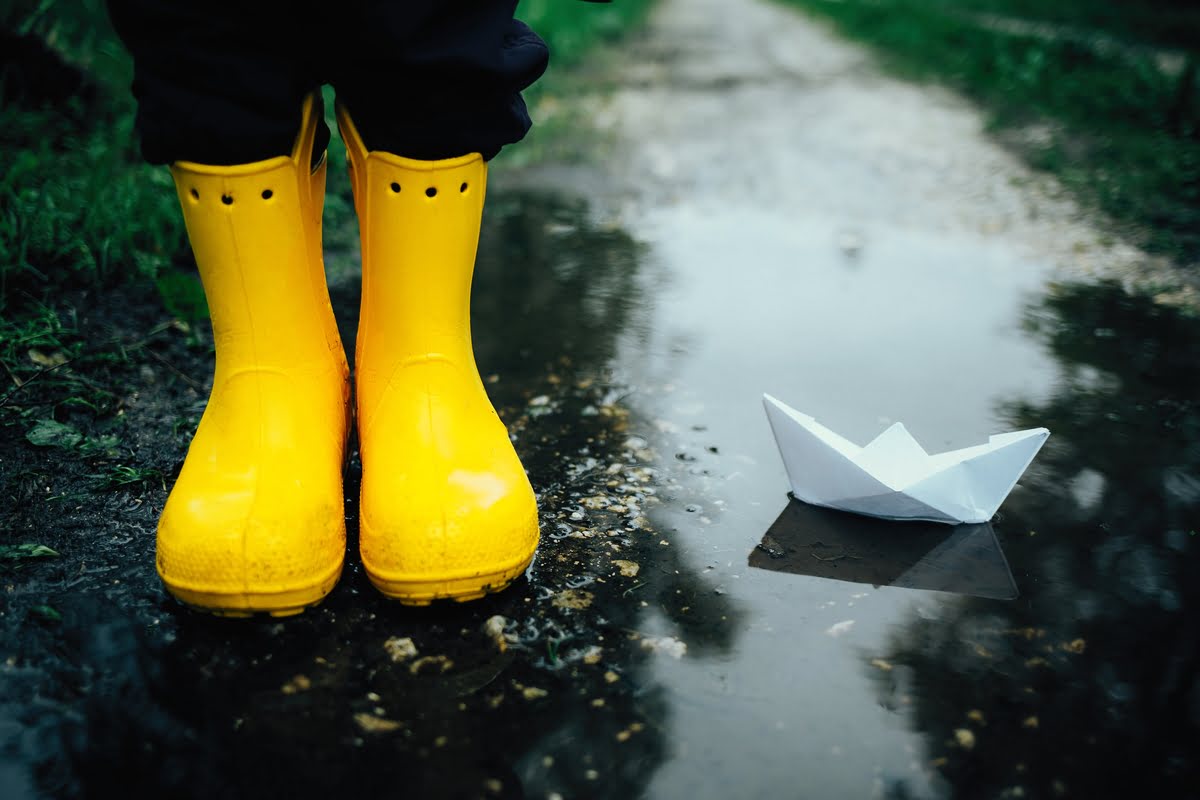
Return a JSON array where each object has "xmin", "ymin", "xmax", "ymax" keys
[
  {"xmin": 763, "ymin": 394, "xmax": 1049, "ymax": 524},
  {"xmin": 749, "ymin": 499, "xmax": 1018, "ymax": 600}
]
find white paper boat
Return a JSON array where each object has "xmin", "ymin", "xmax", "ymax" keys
[{"xmin": 763, "ymin": 394, "xmax": 1049, "ymax": 524}]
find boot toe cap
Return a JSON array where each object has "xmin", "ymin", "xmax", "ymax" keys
[{"xmin": 156, "ymin": 487, "xmax": 346, "ymax": 610}]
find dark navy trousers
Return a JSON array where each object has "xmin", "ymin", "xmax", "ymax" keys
[{"xmin": 105, "ymin": 0, "xmax": 550, "ymax": 165}]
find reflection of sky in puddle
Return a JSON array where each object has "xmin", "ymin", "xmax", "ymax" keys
[
  {"xmin": 620, "ymin": 208, "xmax": 1059, "ymax": 446},
  {"xmin": 751, "ymin": 499, "xmax": 1018, "ymax": 600},
  {"xmin": 609, "ymin": 207, "xmax": 1061, "ymax": 798}
]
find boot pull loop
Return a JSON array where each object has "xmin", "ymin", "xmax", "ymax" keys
[
  {"xmin": 334, "ymin": 103, "xmax": 368, "ymax": 213},
  {"xmin": 291, "ymin": 92, "xmax": 319, "ymax": 170}
]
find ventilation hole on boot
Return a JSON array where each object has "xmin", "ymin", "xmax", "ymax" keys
[
  {"xmin": 261, "ymin": 189, "xmax": 273, "ymax": 200},
  {"xmin": 190, "ymin": 188, "xmax": 199, "ymax": 201},
  {"xmin": 221, "ymin": 194, "xmax": 234, "ymax": 205},
  {"xmin": 460, "ymin": 182, "xmax": 468, "ymax": 193},
  {"xmin": 425, "ymin": 186, "xmax": 437, "ymax": 198},
  {"xmin": 390, "ymin": 182, "xmax": 401, "ymax": 193}
]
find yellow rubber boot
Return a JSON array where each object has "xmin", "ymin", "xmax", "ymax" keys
[
  {"xmin": 158, "ymin": 96, "xmax": 351, "ymax": 617},
  {"xmin": 337, "ymin": 106, "xmax": 539, "ymax": 605}
]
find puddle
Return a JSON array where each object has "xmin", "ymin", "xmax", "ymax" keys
[
  {"xmin": 586, "ymin": 200, "xmax": 1061, "ymax": 798},
  {"xmin": 601, "ymin": 202, "xmax": 1200, "ymax": 797},
  {"xmin": 2, "ymin": 177, "xmax": 1198, "ymax": 798},
  {"xmin": 751, "ymin": 500, "xmax": 1018, "ymax": 601}
]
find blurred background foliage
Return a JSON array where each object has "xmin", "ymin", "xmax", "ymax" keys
[{"xmin": 786, "ymin": 0, "xmax": 1200, "ymax": 265}]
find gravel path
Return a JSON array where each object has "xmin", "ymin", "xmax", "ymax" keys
[{"xmin": 564, "ymin": 0, "xmax": 1190, "ymax": 304}]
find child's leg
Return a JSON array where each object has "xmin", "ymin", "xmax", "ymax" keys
[
  {"xmin": 327, "ymin": 0, "xmax": 548, "ymax": 160},
  {"xmin": 106, "ymin": 1, "xmax": 350, "ymax": 614},
  {"xmin": 105, "ymin": 0, "xmax": 329, "ymax": 165},
  {"xmin": 331, "ymin": 1, "xmax": 548, "ymax": 604}
]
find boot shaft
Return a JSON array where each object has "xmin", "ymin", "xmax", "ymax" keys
[
  {"xmin": 338, "ymin": 106, "xmax": 487, "ymax": 364},
  {"xmin": 170, "ymin": 97, "xmax": 345, "ymax": 374}
]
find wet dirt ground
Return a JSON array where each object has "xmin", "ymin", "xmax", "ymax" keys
[{"xmin": 3, "ymin": 0, "xmax": 1199, "ymax": 798}]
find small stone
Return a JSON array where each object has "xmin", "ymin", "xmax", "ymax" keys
[
  {"xmin": 522, "ymin": 686, "xmax": 549, "ymax": 700},
  {"xmin": 353, "ymin": 713, "xmax": 402, "ymax": 734},
  {"xmin": 582, "ymin": 645, "xmax": 603, "ymax": 665},
  {"xmin": 604, "ymin": 670, "xmax": 620, "ymax": 684},
  {"xmin": 1062, "ymin": 638, "xmax": 1086, "ymax": 654},
  {"xmin": 869, "ymin": 658, "xmax": 893, "ymax": 672},
  {"xmin": 954, "ymin": 728, "xmax": 976, "ymax": 750},
  {"xmin": 484, "ymin": 615, "xmax": 511, "ymax": 652},
  {"xmin": 409, "ymin": 655, "xmax": 453, "ymax": 675},
  {"xmin": 967, "ymin": 709, "xmax": 986, "ymax": 725},
  {"xmin": 1022, "ymin": 716, "xmax": 1039, "ymax": 729},
  {"xmin": 612, "ymin": 559, "xmax": 640, "ymax": 577},
  {"xmin": 280, "ymin": 675, "xmax": 311, "ymax": 694},
  {"xmin": 384, "ymin": 636, "xmax": 418, "ymax": 662},
  {"xmin": 552, "ymin": 589, "xmax": 594, "ymax": 610},
  {"xmin": 640, "ymin": 636, "xmax": 687, "ymax": 659}
]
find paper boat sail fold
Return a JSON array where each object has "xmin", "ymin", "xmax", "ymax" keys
[{"xmin": 763, "ymin": 394, "xmax": 1049, "ymax": 524}]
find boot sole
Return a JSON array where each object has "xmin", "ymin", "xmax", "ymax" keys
[
  {"xmin": 363, "ymin": 550, "xmax": 535, "ymax": 606},
  {"xmin": 160, "ymin": 560, "xmax": 344, "ymax": 618}
]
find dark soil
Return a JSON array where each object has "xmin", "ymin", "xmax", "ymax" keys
[{"xmin": 1, "ymin": 191, "xmax": 736, "ymax": 800}]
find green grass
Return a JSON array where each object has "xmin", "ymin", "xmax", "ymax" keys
[
  {"xmin": 86, "ymin": 463, "xmax": 164, "ymax": 491},
  {"xmin": 520, "ymin": 0, "xmax": 655, "ymax": 71},
  {"xmin": 780, "ymin": 0, "xmax": 1200, "ymax": 266},
  {"xmin": 1, "ymin": 113, "xmax": 187, "ymax": 305},
  {"xmin": 1, "ymin": 0, "xmax": 186, "ymax": 316}
]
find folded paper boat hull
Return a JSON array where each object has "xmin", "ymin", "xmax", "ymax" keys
[{"xmin": 763, "ymin": 394, "xmax": 1049, "ymax": 524}]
